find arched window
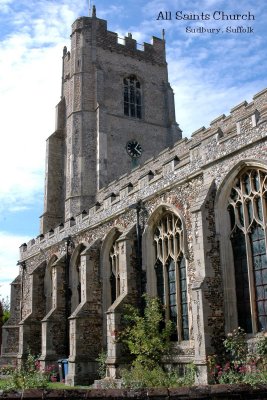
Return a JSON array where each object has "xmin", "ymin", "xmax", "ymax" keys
[
  {"xmin": 153, "ymin": 212, "xmax": 189, "ymax": 341},
  {"xmin": 124, "ymin": 75, "xmax": 142, "ymax": 118},
  {"xmin": 109, "ymin": 241, "xmax": 120, "ymax": 303},
  {"xmin": 76, "ymin": 260, "xmax": 81, "ymax": 305},
  {"xmin": 70, "ymin": 244, "xmax": 85, "ymax": 312},
  {"xmin": 228, "ymin": 168, "xmax": 267, "ymax": 333},
  {"xmin": 44, "ymin": 255, "xmax": 58, "ymax": 314}
]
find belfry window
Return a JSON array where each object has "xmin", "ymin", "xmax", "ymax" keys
[
  {"xmin": 228, "ymin": 169, "xmax": 267, "ymax": 333},
  {"xmin": 124, "ymin": 75, "xmax": 142, "ymax": 118},
  {"xmin": 153, "ymin": 212, "xmax": 189, "ymax": 341},
  {"xmin": 109, "ymin": 241, "xmax": 120, "ymax": 304}
]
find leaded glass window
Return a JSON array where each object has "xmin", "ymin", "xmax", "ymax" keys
[
  {"xmin": 153, "ymin": 212, "xmax": 189, "ymax": 341},
  {"xmin": 228, "ymin": 169, "xmax": 267, "ymax": 333},
  {"xmin": 109, "ymin": 241, "xmax": 120, "ymax": 304},
  {"xmin": 124, "ymin": 75, "xmax": 142, "ymax": 118},
  {"xmin": 77, "ymin": 262, "xmax": 81, "ymax": 304},
  {"xmin": 155, "ymin": 259, "xmax": 164, "ymax": 305}
]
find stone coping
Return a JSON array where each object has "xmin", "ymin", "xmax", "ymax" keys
[{"xmin": 1, "ymin": 384, "xmax": 267, "ymax": 399}]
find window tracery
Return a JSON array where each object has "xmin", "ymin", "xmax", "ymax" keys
[
  {"xmin": 153, "ymin": 212, "xmax": 189, "ymax": 341},
  {"xmin": 228, "ymin": 168, "xmax": 267, "ymax": 333},
  {"xmin": 124, "ymin": 75, "xmax": 142, "ymax": 119}
]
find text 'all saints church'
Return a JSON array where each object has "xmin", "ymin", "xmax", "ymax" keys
[{"xmin": 1, "ymin": 6, "xmax": 267, "ymax": 386}]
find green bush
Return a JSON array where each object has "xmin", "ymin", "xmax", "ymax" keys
[
  {"xmin": 223, "ymin": 327, "xmax": 248, "ymax": 366},
  {"xmin": 2, "ymin": 353, "xmax": 49, "ymax": 390},
  {"xmin": 96, "ymin": 350, "xmax": 107, "ymax": 379},
  {"xmin": 121, "ymin": 363, "xmax": 196, "ymax": 389},
  {"xmin": 119, "ymin": 296, "xmax": 196, "ymax": 388},
  {"xmin": 0, "ymin": 365, "xmax": 15, "ymax": 375},
  {"xmin": 208, "ymin": 329, "xmax": 267, "ymax": 387},
  {"xmin": 256, "ymin": 335, "xmax": 267, "ymax": 357},
  {"xmin": 0, "ymin": 296, "xmax": 10, "ymax": 324},
  {"xmin": 120, "ymin": 296, "xmax": 173, "ymax": 370}
]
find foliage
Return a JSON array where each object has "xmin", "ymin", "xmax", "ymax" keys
[
  {"xmin": 242, "ymin": 369, "xmax": 267, "ymax": 387},
  {"xmin": 96, "ymin": 350, "xmax": 107, "ymax": 379},
  {"xmin": 1, "ymin": 352, "xmax": 51, "ymax": 390},
  {"xmin": 208, "ymin": 328, "xmax": 267, "ymax": 387},
  {"xmin": 120, "ymin": 296, "xmax": 173, "ymax": 370},
  {"xmin": 46, "ymin": 382, "xmax": 90, "ymax": 389},
  {"xmin": 0, "ymin": 365, "xmax": 15, "ymax": 375},
  {"xmin": 0, "ymin": 296, "xmax": 10, "ymax": 312},
  {"xmin": 43, "ymin": 363, "xmax": 59, "ymax": 382},
  {"xmin": 255, "ymin": 334, "xmax": 267, "ymax": 371},
  {"xmin": 119, "ymin": 296, "xmax": 195, "ymax": 388},
  {"xmin": 214, "ymin": 362, "xmax": 247, "ymax": 384},
  {"xmin": 121, "ymin": 363, "xmax": 196, "ymax": 389},
  {"xmin": 0, "ymin": 380, "xmax": 8, "ymax": 389},
  {"xmin": 223, "ymin": 327, "xmax": 248, "ymax": 365},
  {"xmin": 0, "ymin": 296, "xmax": 10, "ymax": 323},
  {"xmin": 2, "ymin": 310, "xmax": 10, "ymax": 323},
  {"xmin": 256, "ymin": 335, "xmax": 267, "ymax": 357}
]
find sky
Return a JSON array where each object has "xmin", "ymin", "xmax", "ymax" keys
[{"xmin": 0, "ymin": 0, "xmax": 267, "ymax": 300}]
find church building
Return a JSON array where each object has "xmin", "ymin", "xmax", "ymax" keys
[{"xmin": 1, "ymin": 8, "xmax": 267, "ymax": 385}]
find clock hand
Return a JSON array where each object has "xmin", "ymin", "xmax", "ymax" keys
[{"xmin": 134, "ymin": 145, "xmax": 141, "ymax": 154}]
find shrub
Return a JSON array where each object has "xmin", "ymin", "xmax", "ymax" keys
[
  {"xmin": 0, "ymin": 365, "xmax": 15, "ymax": 375},
  {"xmin": 96, "ymin": 350, "xmax": 107, "ymax": 379},
  {"xmin": 120, "ymin": 296, "xmax": 173, "ymax": 370},
  {"xmin": 0, "ymin": 296, "xmax": 10, "ymax": 323},
  {"xmin": 2, "ymin": 352, "xmax": 49, "ymax": 390},
  {"xmin": 208, "ymin": 329, "xmax": 267, "ymax": 387},
  {"xmin": 256, "ymin": 335, "xmax": 267, "ymax": 358},
  {"xmin": 44, "ymin": 363, "xmax": 59, "ymax": 382},
  {"xmin": 223, "ymin": 327, "xmax": 248, "ymax": 366},
  {"xmin": 119, "ymin": 296, "xmax": 195, "ymax": 388},
  {"xmin": 121, "ymin": 363, "xmax": 196, "ymax": 389}
]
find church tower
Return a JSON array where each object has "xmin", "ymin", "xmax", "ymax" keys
[{"xmin": 40, "ymin": 7, "xmax": 181, "ymax": 233}]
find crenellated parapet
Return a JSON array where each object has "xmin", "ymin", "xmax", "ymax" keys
[
  {"xmin": 19, "ymin": 87, "xmax": 267, "ymax": 259},
  {"xmin": 67, "ymin": 16, "xmax": 166, "ymax": 66},
  {"xmin": 190, "ymin": 88, "xmax": 267, "ymax": 143},
  {"xmin": 62, "ymin": 17, "xmax": 166, "ymax": 88}
]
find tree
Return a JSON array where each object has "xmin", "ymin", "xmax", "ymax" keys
[
  {"xmin": 119, "ymin": 297, "xmax": 196, "ymax": 388},
  {"xmin": 120, "ymin": 296, "xmax": 173, "ymax": 369},
  {"xmin": 0, "ymin": 296, "xmax": 10, "ymax": 323}
]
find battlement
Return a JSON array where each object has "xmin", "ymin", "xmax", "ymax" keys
[
  {"xmin": 189, "ymin": 87, "xmax": 267, "ymax": 143},
  {"xmin": 20, "ymin": 87, "xmax": 267, "ymax": 260},
  {"xmin": 70, "ymin": 15, "xmax": 166, "ymax": 65}
]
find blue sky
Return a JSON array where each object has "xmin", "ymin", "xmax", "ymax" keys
[{"xmin": 0, "ymin": 0, "xmax": 266, "ymax": 299}]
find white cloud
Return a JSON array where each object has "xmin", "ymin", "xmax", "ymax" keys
[
  {"xmin": 0, "ymin": 43, "xmax": 61, "ymax": 214},
  {"xmin": 0, "ymin": 232, "xmax": 31, "ymax": 299},
  {"xmin": 0, "ymin": 1, "xmax": 86, "ymax": 217},
  {"xmin": 0, "ymin": 0, "xmax": 13, "ymax": 13},
  {"xmin": 0, "ymin": 0, "xmax": 86, "ymax": 294},
  {"xmin": 0, "ymin": 282, "xmax": 12, "ymax": 302},
  {"xmin": 167, "ymin": 47, "xmax": 266, "ymax": 136},
  {"xmin": 0, "ymin": 232, "xmax": 27, "ymax": 278}
]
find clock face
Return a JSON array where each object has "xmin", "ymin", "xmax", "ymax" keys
[{"xmin": 126, "ymin": 140, "xmax": 143, "ymax": 158}]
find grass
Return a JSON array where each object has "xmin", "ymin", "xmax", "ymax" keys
[
  {"xmin": 0, "ymin": 379, "xmax": 91, "ymax": 391},
  {"xmin": 0, "ymin": 380, "xmax": 8, "ymax": 389},
  {"xmin": 47, "ymin": 382, "xmax": 91, "ymax": 389}
]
